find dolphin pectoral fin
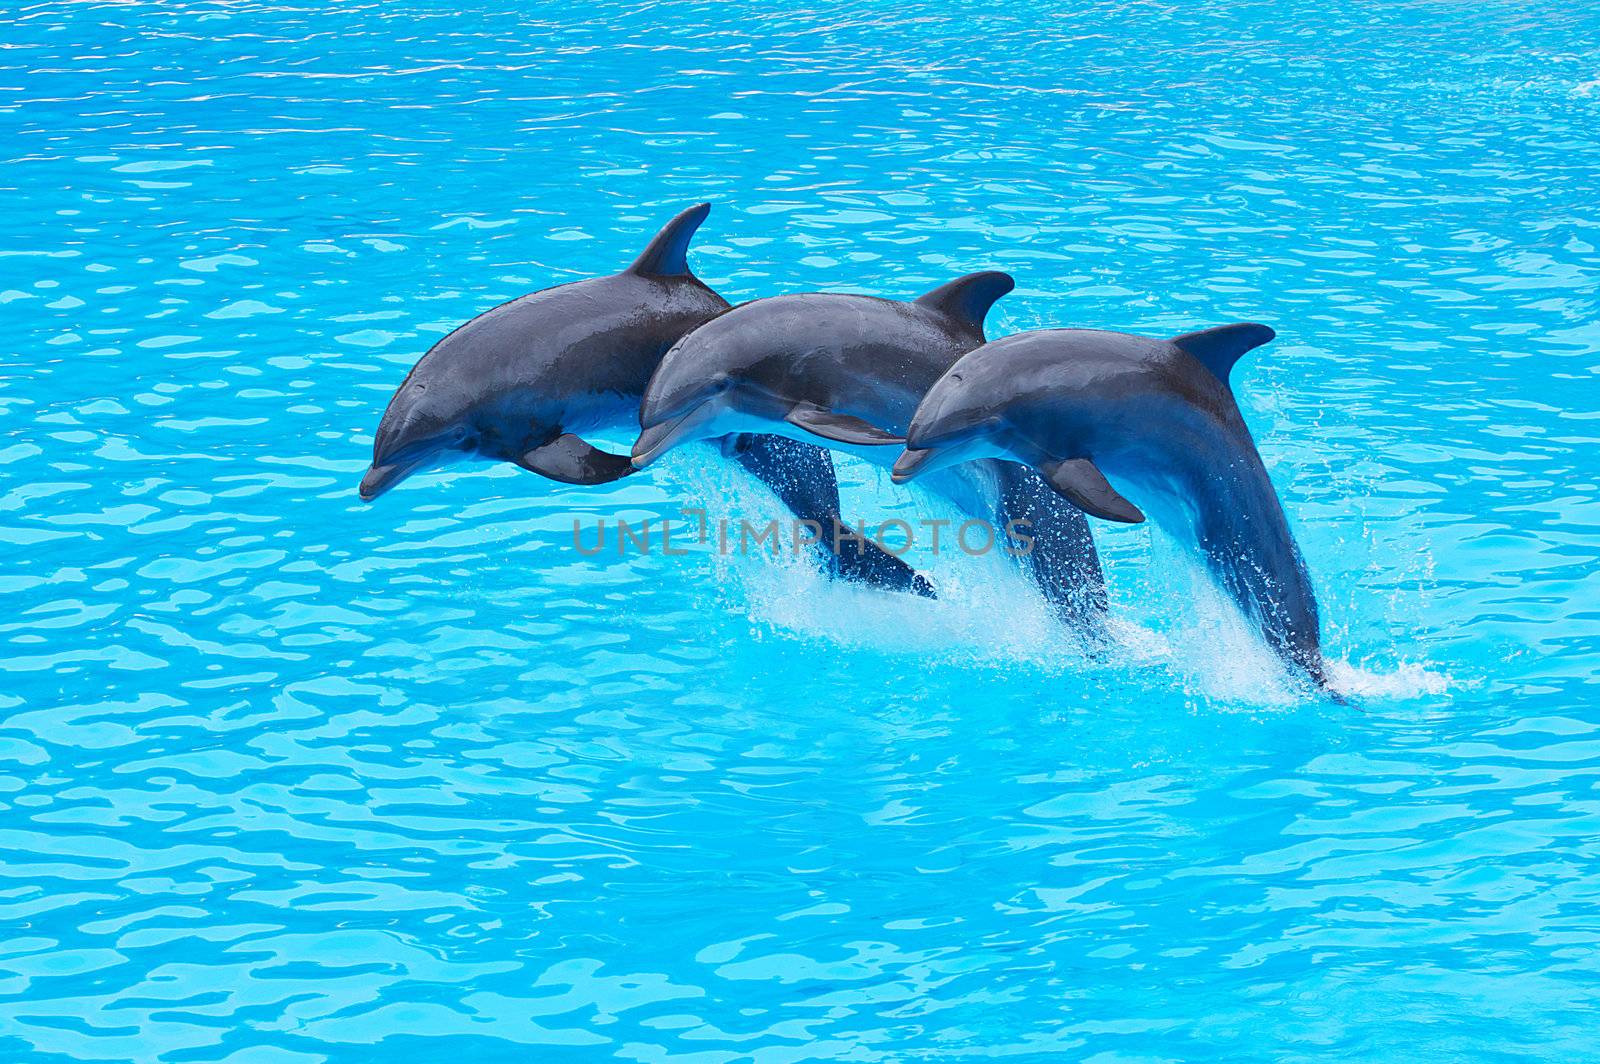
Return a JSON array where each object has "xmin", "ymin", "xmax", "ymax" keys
[
  {"xmin": 784, "ymin": 402, "xmax": 905, "ymax": 446},
  {"xmin": 1040, "ymin": 459, "xmax": 1145, "ymax": 524},
  {"xmin": 517, "ymin": 434, "xmax": 635, "ymax": 485}
]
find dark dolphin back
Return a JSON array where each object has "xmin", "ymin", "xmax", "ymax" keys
[{"xmin": 657, "ymin": 271, "xmax": 1016, "ymax": 436}]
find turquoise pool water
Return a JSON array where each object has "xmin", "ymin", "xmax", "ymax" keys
[{"xmin": 4, "ymin": 1, "xmax": 1599, "ymax": 1059}]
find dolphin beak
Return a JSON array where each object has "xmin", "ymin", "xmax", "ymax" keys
[
  {"xmin": 631, "ymin": 401, "xmax": 718, "ymax": 470},
  {"xmin": 891, "ymin": 447, "xmax": 940, "ymax": 483},
  {"xmin": 359, "ymin": 460, "xmax": 417, "ymax": 501}
]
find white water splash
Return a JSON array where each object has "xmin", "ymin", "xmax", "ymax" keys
[
  {"xmin": 667, "ymin": 448, "xmax": 1454, "ymax": 707},
  {"xmin": 1325, "ymin": 659, "xmax": 1456, "ymax": 700}
]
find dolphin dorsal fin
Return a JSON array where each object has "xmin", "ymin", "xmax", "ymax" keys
[
  {"xmin": 1171, "ymin": 322, "xmax": 1276, "ymax": 386},
  {"xmin": 626, "ymin": 202, "xmax": 712, "ymax": 277},
  {"xmin": 914, "ymin": 271, "xmax": 1015, "ymax": 332}
]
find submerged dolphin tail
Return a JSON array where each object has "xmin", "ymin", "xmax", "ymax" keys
[
  {"xmin": 914, "ymin": 271, "xmax": 1015, "ymax": 333},
  {"xmin": 1170, "ymin": 322, "xmax": 1276, "ymax": 387},
  {"xmin": 627, "ymin": 202, "xmax": 712, "ymax": 277},
  {"xmin": 724, "ymin": 434, "xmax": 933, "ymax": 599}
]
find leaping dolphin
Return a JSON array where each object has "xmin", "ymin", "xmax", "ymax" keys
[
  {"xmin": 892, "ymin": 323, "xmax": 1332, "ymax": 691},
  {"xmin": 631, "ymin": 274, "xmax": 1109, "ymax": 632},
  {"xmin": 360, "ymin": 203, "xmax": 923, "ymax": 594},
  {"xmin": 361, "ymin": 203, "xmax": 726, "ymax": 497}
]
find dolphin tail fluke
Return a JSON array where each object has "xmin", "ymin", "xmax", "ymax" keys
[
  {"xmin": 1040, "ymin": 459, "xmax": 1145, "ymax": 524},
  {"xmin": 517, "ymin": 434, "xmax": 635, "ymax": 485},
  {"xmin": 914, "ymin": 271, "xmax": 1015, "ymax": 333},
  {"xmin": 830, "ymin": 520, "xmax": 935, "ymax": 599},
  {"xmin": 726, "ymin": 433, "xmax": 933, "ymax": 599},
  {"xmin": 1170, "ymin": 323, "xmax": 1276, "ymax": 387},
  {"xmin": 784, "ymin": 401, "xmax": 905, "ymax": 446},
  {"xmin": 626, "ymin": 202, "xmax": 712, "ymax": 277}
]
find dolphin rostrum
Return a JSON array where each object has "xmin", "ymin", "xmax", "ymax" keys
[
  {"xmin": 359, "ymin": 203, "xmax": 922, "ymax": 594},
  {"xmin": 893, "ymin": 323, "xmax": 1332, "ymax": 690},
  {"xmin": 631, "ymin": 274, "xmax": 1109, "ymax": 630}
]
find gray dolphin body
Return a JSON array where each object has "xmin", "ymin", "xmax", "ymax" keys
[
  {"xmin": 360, "ymin": 203, "xmax": 922, "ymax": 593},
  {"xmin": 361, "ymin": 204, "xmax": 727, "ymax": 498},
  {"xmin": 632, "ymin": 275, "xmax": 1109, "ymax": 630},
  {"xmin": 893, "ymin": 324, "xmax": 1331, "ymax": 690}
]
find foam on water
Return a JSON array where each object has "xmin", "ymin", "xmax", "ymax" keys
[{"xmin": 674, "ymin": 448, "xmax": 1453, "ymax": 708}]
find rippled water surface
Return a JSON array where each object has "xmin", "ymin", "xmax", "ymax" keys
[{"xmin": 4, "ymin": 0, "xmax": 1599, "ymax": 1059}]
